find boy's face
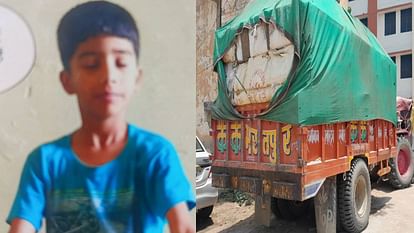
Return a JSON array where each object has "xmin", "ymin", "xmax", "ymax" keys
[{"xmin": 60, "ymin": 35, "xmax": 141, "ymax": 120}]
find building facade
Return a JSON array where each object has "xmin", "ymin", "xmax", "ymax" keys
[{"xmin": 349, "ymin": 0, "xmax": 413, "ymax": 98}]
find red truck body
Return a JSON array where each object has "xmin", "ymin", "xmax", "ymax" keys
[{"xmin": 212, "ymin": 118, "xmax": 397, "ymax": 201}]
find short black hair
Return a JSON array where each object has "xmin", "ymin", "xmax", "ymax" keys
[{"xmin": 57, "ymin": 1, "xmax": 140, "ymax": 70}]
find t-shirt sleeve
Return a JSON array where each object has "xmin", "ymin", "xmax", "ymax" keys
[
  {"xmin": 146, "ymin": 140, "xmax": 196, "ymax": 217},
  {"xmin": 6, "ymin": 148, "xmax": 47, "ymax": 231}
]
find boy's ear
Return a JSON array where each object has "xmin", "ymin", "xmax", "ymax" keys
[
  {"xmin": 59, "ymin": 70, "xmax": 75, "ymax": 94},
  {"xmin": 134, "ymin": 67, "xmax": 143, "ymax": 91}
]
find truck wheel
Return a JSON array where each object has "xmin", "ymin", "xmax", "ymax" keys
[
  {"xmin": 271, "ymin": 197, "xmax": 283, "ymax": 219},
  {"xmin": 389, "ymin": 137, "xmax": 414, "ymax": 189},
  {"xmin": 197, "ymin": 206, "xmax": 214, "ymax": 219},
  {"xmin": 338, "ymin": 158, "xmax": 371, "ymax": 233},
  {"xmin": 271, "ymin": 198, "xmax": 310, "ymax": 220}
]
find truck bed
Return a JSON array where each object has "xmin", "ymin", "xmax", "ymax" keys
[{"xmin": 211, "ymin": 119, "xmax": 397, "ymax": 201}]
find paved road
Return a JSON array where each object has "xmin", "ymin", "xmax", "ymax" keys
[{"xmin": 197, "ymin": 181, "xmax": 414, "ymax": 233}]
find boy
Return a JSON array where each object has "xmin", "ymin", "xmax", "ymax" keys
[{"xmin": 7, "ymin": 1, "xmax": 195, "ymax": 232}]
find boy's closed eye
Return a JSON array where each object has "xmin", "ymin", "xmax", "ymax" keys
[
  {"xmin": 80, "ymin": 56, "xmax": 100, "ymax": 69},
  {"xmin": 78, "ymin": 55, "xmax": 133, "ymax": 70},
  {"xmin": 115, "ymin": 57, "xmax": 132, "ymax": 68}
]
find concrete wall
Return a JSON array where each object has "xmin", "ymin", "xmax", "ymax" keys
[
  {"xmin": 0, "ymin": 0, "xmax": 195, "ymax": 232},
  {"xmin": 378, "ymin": 0, "xmax": 412, "ymax": 10},
  {"xmin": 196, "ymin": 0, "xmax": 218, "ymax": 151},
  {"xmin": 221, "ymin": 0, "xmax": 252, "ymax": 25},
  {"xmin": 349, "ymin": 0, "xmax": 368, "ymax": 16}
]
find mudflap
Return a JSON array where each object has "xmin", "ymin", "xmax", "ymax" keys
[
  {"xmin": 314, "ymin": 176, "xmax": 337, "ymax": 233},
  {"xmin": 255, "ymin": 194, "xmax": 273, "ymax": 227}
]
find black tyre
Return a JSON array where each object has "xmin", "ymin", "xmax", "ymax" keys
[
  {"xmin": 338, "ymin": 158, "xmax": 371, "ymax": 233},
  {"xmin": 271, "ymin": 197, "xmax": 283, "ymax": 219},
  {"xmin": 271, "ymin": 198, "xmax": 310, "ymax": 220},
  {"xmin": 389, "ymin": 137, "xmax": 414, "ymax": 189},
  {"xmin": 369, "ymin": 165, "xmax": 380, "ymax": 183},
  {"xmin": 197, "ymin": 206, "xmax": 214, "ymax": 218}
]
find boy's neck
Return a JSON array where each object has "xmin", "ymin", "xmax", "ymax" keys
[{"xmin": 76, "ymin": 117, "xmax": 128, "ymax": 149}]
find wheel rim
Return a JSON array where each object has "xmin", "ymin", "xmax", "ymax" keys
[
  {"xmin": 355, "ymin": 175, "xmax": 368, "ymax": 217},
  {"xmin": 397, "ymin": 146, "xmax": 410, "ymax": 176}
]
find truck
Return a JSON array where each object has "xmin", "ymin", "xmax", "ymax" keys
[{"xmin": 209, "ymin": 0, "xmax": 414, "ymax": 232}]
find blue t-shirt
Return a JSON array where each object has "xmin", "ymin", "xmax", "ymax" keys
[{"xmin": 7, "ymin": 124, "xmax": 195, "ymax": 232}]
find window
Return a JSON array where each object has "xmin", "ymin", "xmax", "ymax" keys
[
  {"xmin": 401, "ymin": 54, "xmax": 412, "ymax": 79},
  {"xmin": 401, "ymin": 8, "xmax": 412, "ymax": 33},
  {"xmin": 385, "ymin": 12, "xmax": 396, "ymax": 35},
  {"xmin": 391, "ymin": 56, "xmax": 396, "ymax": 63},
  {"xmin": 360, "ymin": 18, "xmax": 368, "ymax": 27}
]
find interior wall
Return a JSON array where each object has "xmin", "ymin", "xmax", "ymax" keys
[{"xmin": 0, "ymin": 1, "xmax": 195, "ymax": 232}]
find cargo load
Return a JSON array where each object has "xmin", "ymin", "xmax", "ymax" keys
[{"xmin": 211, "ymin": 0, "xmax": 396, "ymax": 126}]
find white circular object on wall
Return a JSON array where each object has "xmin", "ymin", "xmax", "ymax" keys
[{"xmin": 0, "ymin": 5, "xmax": 35, "ymax": 94}]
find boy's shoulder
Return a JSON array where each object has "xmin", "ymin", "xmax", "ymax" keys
[
  {"xmin": 27, "ymin": 134, "xmax": 70, "ymax": 160},
  {"xmin": 127, "ymin": 124, "xmax": 176, "ymax": 155}
]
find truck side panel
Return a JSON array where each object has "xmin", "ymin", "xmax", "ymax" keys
[{"xmin": 212, "ymin": 119, "xmax": 397, "ymax": 201}]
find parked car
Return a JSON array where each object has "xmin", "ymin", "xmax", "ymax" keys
[{"xmin": 196, "ymin": 136, "xmax": 218, "ymax": 218}]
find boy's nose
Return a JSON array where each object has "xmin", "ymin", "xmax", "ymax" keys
[{"xmin": 101, "ymin": 62, "xmax": 118, "ymax": 84}]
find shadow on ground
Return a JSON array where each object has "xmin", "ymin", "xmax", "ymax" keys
[
  {"xmin": 371, "ymin": 180, "xmax": 397, "ymax": 193},
  {"xmin": 216, "ymin": 209, "xmax": 316, "ymax": 233},
  {"xmin": 370, "ymin": 195, "xmax": 392, "ymax": 216},
  {"xmin": 196, "ymin": 216, "xmax": 214, "ymax": 231},
  {"xmin": 197, "ymin": 191, "xmax": 393, "ymax": 233}
]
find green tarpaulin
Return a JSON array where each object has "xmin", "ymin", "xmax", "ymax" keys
[{"xmin": 211, "ymin": 0, "xmax": 396, "ymax": 126}]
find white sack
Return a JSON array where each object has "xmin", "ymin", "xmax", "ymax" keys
[
  {"xmin": 230, "ymin": 46, "xmax": 294, "ymax": 106},
  {"xmin": 269, "ymin": 23, "xmax": 291, "ymax": 50},
  {"xmin": 249, "ymin": 22, "xmax": 268, "ymax": 57}
]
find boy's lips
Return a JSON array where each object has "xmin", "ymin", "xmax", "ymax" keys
[{"xmin": 95, "ymin": 92, "xmax": 123, "ymax": 102}]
